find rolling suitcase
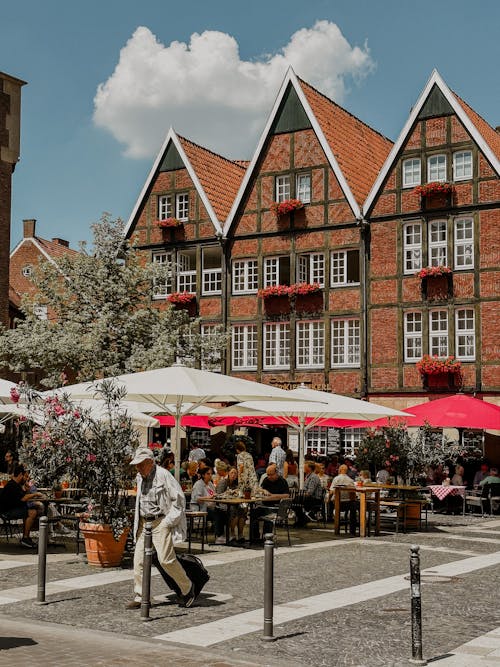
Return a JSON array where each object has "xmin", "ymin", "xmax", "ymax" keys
[{"xmin": 153, "ymin": 551, "xmax": 210, "ymax": 598}]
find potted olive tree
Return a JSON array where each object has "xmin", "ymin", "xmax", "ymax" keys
[{"xmin": 15, "ymin": 380, "xmax": 138, "ymax": 567}]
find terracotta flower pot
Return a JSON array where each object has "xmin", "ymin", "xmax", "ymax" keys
[{"xmin": 79, "ymin": 522, "xmax": 129, "ymax": 567}]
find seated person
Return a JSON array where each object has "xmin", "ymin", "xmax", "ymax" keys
[
  {"xmin": 217, "ymin": 466, "xmax": 247, "ymax": 544},
  {"xmin": 191, "ymin": 466, "xmax": 226, "ymax": 544},
  {"xmin": 293, "ymin": 461, "xmax": 325, "ymax": 527},
  {"xmin": 479, "ymin": 468, "xmax": 500, "ymax": 514},
  {"xmin": 0, "ymin": 464, "xmax": 44, "ymax": 547},
  {"xmin": 359, "ymin": 470, "xmax": 372, "ymax": 485},
  {"xmin": 329, "ymin": 464, "xmax": 357, "ymax": 535},
  {"xmin": 4, "ymin": 449, "xmax": 18, "ymax": 476},
  {"xmin": 376, "ymin": 463, "xmax": 392, "ymax": 484},
  {"xmin": 479, "ymin": 467, "xmax": 499, "ymax": 487},
  {"xmin": 250, "ymin": 465, "xmax": 289, "ymax": 541},
  {"xmin": 473, "ymin": 463, "xmax": 490, "ymax": 489}
]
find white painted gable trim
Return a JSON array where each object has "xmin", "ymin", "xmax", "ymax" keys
[
  {"xmin": 222, "ymin": 68, "xmax": 360, "ymax": 238},
  {"xmin": 9, "ymin": 238, "xmax": 58, "ymax": 266},
  {"xmin": 363, "ymin": 69, "xmax": 500, "ymax": 216},
  {"xmin": 124, "ymin": 128, "xmax": 222, "ymax": 239}
]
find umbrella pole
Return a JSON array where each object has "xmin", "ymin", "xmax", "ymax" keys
[
  {"xmin": 298, "ymin": 417, "xmax": 306, "ymax": 490},
  {"xmin": 174, "ymin": 412, "xmax": 182, "ymax": 483}
]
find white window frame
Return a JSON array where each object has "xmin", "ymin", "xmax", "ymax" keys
[
  {"xmin": 158, "ymin": 195, "xmax": 173, "ymax": 220},
  {"xmin": 231, "ymin": 324, "xmax": 258, "ymax": 370},
  {"xmin": 428, "ymin": 154, "xmax": 447, "ymax": 182},
  {"xmin": 152, "ymin": 251, "xmax": 172, "ymax": 299},
  {"xmin": 330, "ymin": 250, "xmax": 360, "ymax": 286},
  {"xmin": 453, "ymin": 151, "xmax": 473, "ymax": 181},
  {"xmin": 429, "ymin": 310, "xmax": 449, "ymax": 357},
  {"xmin": 263, "ymin": 322, "xmax": 290, "ymax": 370},
  {"xmin": 454, "ymin": 217, "xmax": 474, "ymax": 270},
  {"xmin": 455, "ymin": 308, "xmax": 475, "ymax": 361},
  {"xmin": 341, "ymin": 428, "xmax": 365, "ymax": 458},
  {"xmin": 297, "ymin": 253, "xmax": 325, "ymax": 286},
  {"xmin": 232, "ymin": 259, "xmax": 258, "ymax": 294},
  {"xmin": 402, "ymin": 158, "xmax": 421, "ymax": 188},
  {"xmin": 306, "ymin": 428, "xmax": 328, "ymax": 456},
  {"xmin": 296, "ymin": 173, "xmax": 311, "ymax": 204},
  {"xmin": 331, "ymin": 318, "xmax": 360, "ymax": 367},
  {"xmin": 175, "ymin": 193, "xmax": 189, "ymax": 221},
  {"xmin": 202, "ymin": 247, "xmax": 222, "ymax": 295},
  {"xmin": 201, "ymin": 324, "xmax": 223, "ymax": 371},
  {"xmin": 429, "ymin": 220, "xmax": 448, "ymax": 266},
  {"xmin": 275, "ymin": 174, "xmax": 291, "ymax": 203},
  {"xmin": 296, "ymin": 320, "xmax": 325, "ymax": 369},
  {"xmin": 404, "ymin": 311, "xmax": 423, "ymax": 362},
  {"xmin": 33, "ymin": 305, "xmax": 48, "ymax": 320},
  {"xmin": 177, "ymin": 251, "xmax": 196, "ymax": 293},
  {"xmin": 403, "ymin": 222, "xmax": 422, "ymax": 274}
]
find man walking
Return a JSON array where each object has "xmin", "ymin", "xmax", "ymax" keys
[
  {"xmin": 127, "ymin": 447, "xmax": 195, "ymax": 609},
  {"xmin": 268, "ymin": 437, "xmax": 286, "ymax": 476}
]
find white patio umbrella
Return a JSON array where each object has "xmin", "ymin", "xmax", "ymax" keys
[
  {"xmin": 54, "ymin": 364, "xmax": 312, "ymax": 480},
  {"xmin": 214, "ymin": 390, "xmax": 411, "ymax": 488},
  {"xmin": 0, "ymin": 378, "xmax": 16, "ymax": 404}
]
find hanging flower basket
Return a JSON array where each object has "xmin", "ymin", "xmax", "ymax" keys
[
  {"xmin": 156, "ymin": 218, "xmax": 182, "ymax": 229},
  {"xmin": 258, "ymin": 285, "xmax": 291, "ymax": 316},
  {"xmin": 271, "ymin": 199, "xmax": 304, "ymax": 219}
]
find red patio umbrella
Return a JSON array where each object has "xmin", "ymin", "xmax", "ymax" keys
[{"xmin": 355, "ymin": 394, "xmax": 500, "ymax": 431}]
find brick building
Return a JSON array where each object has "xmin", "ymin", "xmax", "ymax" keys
[
  {"xmin": 126, "ymin": 69, "xmax": 500, "ymax": 430},
  {"xmin": 0, "ymin": 70, "xmax": 25, "ymax": 328},
  {"xmin": 9, "ymin": 218, "xmax": 78, "ymax": 322}
]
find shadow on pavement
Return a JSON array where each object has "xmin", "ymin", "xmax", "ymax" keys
[{"xmin": 0, "ymin": 636, "xmax": 38, "ymax": 650}]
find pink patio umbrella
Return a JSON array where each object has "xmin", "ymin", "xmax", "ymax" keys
[{"xmin": 354, "ymin": 394, "xmax": 500, "ymax": 431}]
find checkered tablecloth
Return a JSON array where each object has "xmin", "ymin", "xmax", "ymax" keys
[{"xmin": 428, "ymin": 485, "xmax": 466, "ymax": 500}]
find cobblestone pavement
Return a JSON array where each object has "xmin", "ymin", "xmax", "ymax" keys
[{"xmin": 0, "ymin": 515, "xmax": 499, "ymax": 666}]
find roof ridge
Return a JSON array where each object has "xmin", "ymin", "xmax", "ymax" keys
[
  {"xmin": 298, "ymin": 77, "xmax": 393, "ymax": 145},
  {"xmin": 177, "ymin": 134, "xmax": 247, "ymax": 171}
]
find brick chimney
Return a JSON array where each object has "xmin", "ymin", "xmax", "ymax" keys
[
  {"xmin": 51, "ymin": 237, "xmax": 69, "ymax": 247},
  {"xmin": 23, "ymin": 218, "xmax": 36, "ymax": 238}
]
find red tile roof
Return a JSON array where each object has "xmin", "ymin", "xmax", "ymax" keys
[
  {"xmin": 35, "ymin": 237, "xmax": 79, "ymax": 260},
  {"xmin": 178, "ymin": 136, "xmax": 246, "ymax": 222},
  {"xmin": 299, "ymin": 78, "xmax": 393, "ymax": 206},
  {"xmin": 452, "ymin": 92, "xmax": 500, "ymax": 163}
]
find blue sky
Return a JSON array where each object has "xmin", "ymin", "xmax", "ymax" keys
[{"xmin": 2, "ymin": 0, "xmax": 499, "ymax": 249}]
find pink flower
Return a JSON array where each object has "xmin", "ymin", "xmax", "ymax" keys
[
  {"xmin": 73, "ymin": 411, "xmax": 81, "ymax": 419},
  {"xmin": 10, "ymin": 388, "xmax": 20, "ymax": 403},
  {"xmin": 86, "ymin": 454, "xmax": 97, "ymax": 462}
]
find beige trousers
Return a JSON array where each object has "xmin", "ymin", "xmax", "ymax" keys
[{"xmin": 133, "ymin": 517, "xmax": 191, "ymax": 597}]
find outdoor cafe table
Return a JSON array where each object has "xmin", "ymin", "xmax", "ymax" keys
[
  {"xmin": 333, "ymin": 486, "xmax": 380, "ymax": 538},
  {"xmin": 197, "ymin": 494, "xmax": 288, "ymax": 545},
  {"xmin": 427, "ymin": 485, "xmax": 466, "ymax": 514}
]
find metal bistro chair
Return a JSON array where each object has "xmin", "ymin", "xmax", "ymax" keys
[
  {"xmin": 481, "ymin": 483, "xmax": 500, "ymax": 517},
  {"xmin": 257, "ymin": 498, "xmax": 292, "ymax": 547}
]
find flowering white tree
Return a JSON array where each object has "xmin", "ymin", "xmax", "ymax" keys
[{"xmin": 0, "ymin": 215, "xmax": 227, "ymax": 387}]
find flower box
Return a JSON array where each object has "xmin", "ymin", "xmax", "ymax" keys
[
  {"xmin": 156, "ymin": 218, "xmax": 182, "ymax": 229},
  {"xmin": 271, "ymin": 199, "xmax": 304, "ymax": 219},
  {"xmin": 418, "ymin": 267, "xmax": 453, "ymax": 300},
  {"xmin": 258, "ymin": 285, "xmax": 291, "ymax": 298},
  {"xmin": 416, "ymin": 355, "xmax": 462, "ymax": 390},
  {"xmin": 167, "ymin": 292, "xmax": 197, "ymax": 316},
  {"xmin": 288, "ymin": 283, "xmax": 322, "ymax": 296},
  {"xmin": 258, "ymin": 286, "xmax": 291, "ymax": 316},
  {"xmin": 414, "ymin": 182, "xmax": 454, "ymax": 211}
]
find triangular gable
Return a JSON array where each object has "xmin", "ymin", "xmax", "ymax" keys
[
  {"xmin": 417, "ymin": 84, "xmax": 454, "ymax": 120},
  {"xmin": 364, "ymin": 70, "xmax": 500, "ymax": 216},
  {"xmin": 223, "ymin": 68, "xmax": 365, "ymax": 237},
  {"xmin": 159, "ymin": 142, "xmax": 184, "ymax": 171},
  {"xmin": 125, "ymin": 128, "xmax": 232, "ymax": 238},
  {"xmin": 271, "ymin": 84, "xmax": 312, "ymax": 135}
]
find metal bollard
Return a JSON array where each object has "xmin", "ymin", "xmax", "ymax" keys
[
  {"xmin": 36, "ymin": 516, "xmax": 49, "ymax": 605},
  {"xmin": 263, "ymin": 532, "xmax": 276, "ymax": 641},
  {"xmin": 140, "ymin": 518, "xmax": 154, "ymax": 621},
  {"xmin": 409, "ymin": 545, "xmax": 427, "ymax": 665}
]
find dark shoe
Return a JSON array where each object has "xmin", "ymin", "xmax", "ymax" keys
[
  {"xmin": 228, "ymin": 537, "xmax": 237, "ymax": 546},
  {"xmin": 179, "ymin": 584, "xmax": 196, "ymax": 608},
  {"xmin": 237, "ymin": 537, "xmax": 246, "ymax": 545},
  {"xmin": 20, "ymin": 537, "xmax": 35, "ymax": 548},
  {"xmin": 125, "ymin": 599, "xmax": 141, "ymax": 610}
]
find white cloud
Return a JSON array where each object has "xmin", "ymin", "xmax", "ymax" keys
[{"xmin": 93, "ymin": 21, "xmax": 374, "ymax": 160}]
